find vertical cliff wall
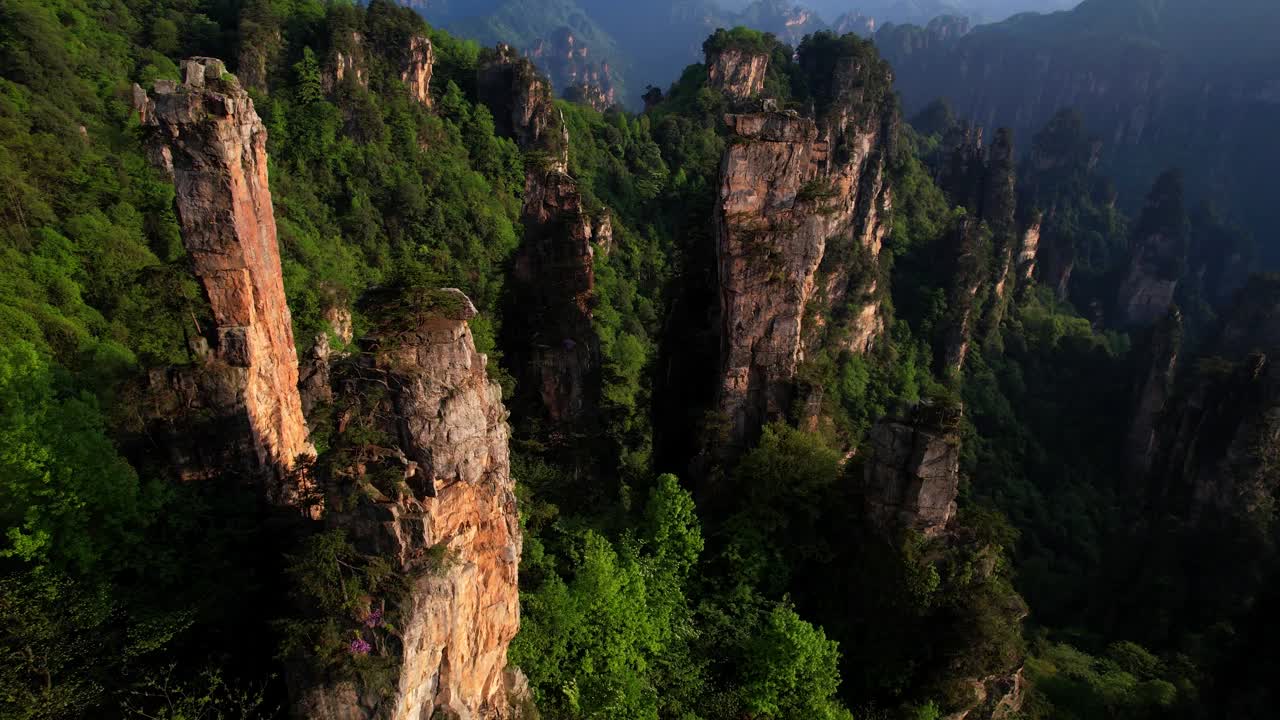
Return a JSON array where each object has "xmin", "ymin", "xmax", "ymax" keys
[
  {"xmin": 1148, "ymin": 277, "xmax": 1280, "ymax": 523},
  {"xmin": 401, "ymin": 34, "xmax": 434, "ymax": 107},
  {"xmin": 714, "ymin": 43, "xmax": 897, "ymax": 452},
  {"xmin": 135, "ymin": 58, "xmax": 313, "ymax": 504},
  {"xmin": 1116, "ymin": 171, "xmax": 1188, "ymax": 327},
  {"xmin": 1126, "ymin": 309, "xmax": 1182, "ymax": 478},
  {"xmin": 862, "ymin": 402, "xmax": 963, "ymax": 538},
  {"xmin": 706, "ymin": 47, "xmax": 770, "ymax": 99},
  {"xmin": 298, "ymin": 289, "xmax": 524, "ymax": 719},
  {"xmin": 481, "ymin": 46, "xmax": 604, "ymax": 433},
  {"xmin": 479, "ymin": 44, "xmax": 565, "ymax": 162}
]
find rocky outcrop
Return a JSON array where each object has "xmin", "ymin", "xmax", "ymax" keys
[
  {"xmin": 861, "ymin": 401, "xmax": 963, "ymax": 537},
  {"xmin": 529, "ymin": 28, "xmax": 617, "ymax": 110},
  {"xmin": 236, "ymin": 6, "xmax": 282, "ymax": 92},
  {"xmin": 715, "ymin": 40, "xmax": 897, "ymax": 451},
  {"xmin": 1015, "ymin": 214, "xmax": 1041, "ymax": 283},
  {"xmin": 1147, "ymin": 276, "xmax": 1280, "ymax": 523},
  {"xmin": 478, "ymin": 44, "xmax": 566, "ymax": 164},
  {"xmin": 937, "ymin": 220, "xmax": 990, "ymax": 376},
  {"xmin": 563, "ymin": 82, "xmax": 614, "ymax": 112},
  {"xmin": 706, "ymin": 46, "xmax": 770, "ymax": 99},
  {"xmin": 135, "ymin": 58, "xmax": 313, "ymax": 506},
  {"xmin": 1116, "ymin": 171, "xmax": 1188, "ymax": 327},
  {"xmin": 833, "ymin": 12, "xmax": 877, "ymax": 37},
  {"xmin": 943, "ymin": 667, "xmax": 1026, "ymax": 720},
  {"xmin": 400, "ymin": 34, "xmax": 434, "ymax": 107},
  {"xmin": 323, "ymin": 30, "xmax": 367, "ymax": 92},
  {"xmin": 508, "ymin": 169, "xmax": 606, "ymax": 428},
  {"xmin": 480, "ymin": 48, "xmax": 602, "ymax": 432},
  {"xmin": 977, "ymin": 128, "xmax": 1018, "ymax": 338},
  {"xmin": 1126, "ymin": 309, "xmax": 1182, "ymax": 477},
  {"xmin": 297, "ymin": 288, "xmax": 524, "ymax": 719},
  {"xmin": 874, "ymin": 0, "xmax": 1280, "ymax": 271}
]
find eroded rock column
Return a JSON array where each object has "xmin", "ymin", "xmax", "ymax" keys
[
  {"xmin": 136, "ymin": 58, "xmax": 313, "ymax": 503},
  {"xmin": 714, "ymin": 44, "xmax": 896, "ymax": 453},
  {"xmin": 299, "ymin": 288, "xmax": 523, "ymax": 719}
]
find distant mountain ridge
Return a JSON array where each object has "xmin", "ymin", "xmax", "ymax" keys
[
  {"xmin": 398, "ymin": 0, "xmax": 1073, "ymax": 108},
  {"xmin": 873, "ymin": 0, "xmax": 1280, "ymax": 262}
]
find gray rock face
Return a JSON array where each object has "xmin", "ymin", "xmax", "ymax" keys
[
  {"xmin": 1126, "ymin": 309, "xmax": 1182, "ymax": 477},
  {"xmin": 715, "ymin": 43, "xmax": 897, "ymax": 454},
  {"xmin": 478, "ymin": 44, "xmax": 565, "ymax": 166},
  {"xmin": 296, "ymin": 288, "xmax": 525, "ymax": 720},
  {"xmin": 1147, "ymin": 277, "xmax": 1280, "ymax": 523},
  {"xmin": 510, "ymin": 169, "xmax": 605, "ymax": 428},
  {"xmin": 862, "ymin": 403, "xmax": 963, "ymax": 537}
]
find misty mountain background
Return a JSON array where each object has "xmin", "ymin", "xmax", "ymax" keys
[{"xmin": 401, "ymin": 0, "xmax": 1081, "ymax": 109}]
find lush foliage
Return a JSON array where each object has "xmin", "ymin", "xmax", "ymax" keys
[{"xmin": 2, "ymin": 1, "xmax": 1277, "ymax": 719}]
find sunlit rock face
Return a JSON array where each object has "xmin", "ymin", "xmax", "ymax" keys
[
  {"xmin": 714, "ymin": 41, "xmax": 897, "ymax": 454},
  {"xmin": 135, "ymin": 57, "xmax": 313, "ymax": 505},
  {"xmin": 296, "ymin": 289, "xmax": 525, "ymax": 720}
]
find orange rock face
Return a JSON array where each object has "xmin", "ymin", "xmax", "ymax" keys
[
  {"xmin": 707, "ymin": 48, "xmax": 770, "ymax": 99},
  {"xmin": 401, "ymin": 34, "xmax": 434, "ymax": 107},
  {"xmin": 137, "ymin": 58, "xmax": 313, "ymax": 504},
  {"xmin": 298, "ymin": 289, "xmax": 524, "ymax": 719},
  {"xmin": 715, "ymin": 50, "xmax": 897, "ymax": 451}
]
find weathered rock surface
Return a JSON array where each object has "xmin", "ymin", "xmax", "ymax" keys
[
  {"xmin": 323, "ymin": 30, "xmax": 367, "ymax": 92},
  {"xmin": 1126, "ymin": 308, "xmax": 1182, "ymax": 477},
  {"xmin": 478, "ymin": 44, "xmax": 566, "ymax": 165},
  {"xmin": 714, "ymin": 40, "xmax": 897, "ymax": 451},
  {"xmin": 706, "ymin": 46, "xmax": 770, "ymax": 99},
  {"xmin": 297, "ymin": 289, "xmax": 524, "ymax": 719},
  {"xmin": 528, "ymin": 27, "xmax": 617, "ymax": 110},
  {"xmin": 930, "ymin": 124, "xmax": 1032, "ymax": 368},
  {"xmin": 943, "ymin": 667, "xmax": 1026, "ymax": 720},
  {"xmin": 862, "ymin": 402, "xmax": 963, "ymax": 537},
  {"xmin": 938, "ymin": 220, "xmax": 989, "ymax": 376},
  {"xmin": 135, "ymin": 58, "xmax": 313, "ymax": 505},
  {"xmin": 1015, "ymin": 214, "xmax": 1041, "ymax": 283},
  {"xmin": 508, "ymin": 169, "xmax": 605, "ymax": 428},
  {"xmin": 400, "ymin": 34, "xmax": 434, "ymax": 107},
  {"xmin": 1116, "ymin": 171, "xmax": 1187, "ymax": 327},
  {"xmin": 1147, "ymin": 277, "xmax": 1280, "ymax": 522},
  {"xmin": 480, "ymin": 46, "xmax": 603, "ymax": 431}
]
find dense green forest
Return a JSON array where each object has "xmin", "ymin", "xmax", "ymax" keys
[{"xmin": 1, "ymin": 1, "xmax": 1278, "ymax": 719}]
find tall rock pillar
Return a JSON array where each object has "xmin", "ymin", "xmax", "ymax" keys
[
  {"xmin": 714, "ymin": 41, "xmax": 897, "ymax": 455},
  {"xmin": 297, "ymin": 288, "xmax": 524, "ymax": 719},
  {"xmin": 136, "ymin": 58, "xmax": 313, "ymax": 503}
]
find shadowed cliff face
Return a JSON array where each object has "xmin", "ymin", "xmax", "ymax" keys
[
  {"xmin": 862, "ymin": 403, "xmax": 963, "ymax": 537},
  {"xmin": 1127, "ymin": 308, "xmax": 1182, "ymax": 477},
  {"xmin": 713, "ymin": 42, "xmax": 897, "ymax": 453},
  {"xmin": 135, "ymin": 58, "xmax": 313, "ymax": 506},
  {"xmin": 511, "ymin": 169, "xmax": 607, "ymax": 428},
  {"xmin": 875, "ymin": 0, "xmax": 1280, "ymax": 265},
  {"xmin": 529, "ymin": 27, "xmax": 617, "ymax": 110},
  {"xmin": 298, "ymin": 289, "xmax": 524, "ymax": 719},
  {"xmin": 1116, "ymin": 170, "xmax": 1188, "ymax": 327},
  {"xmin": 1147, "ymin": 277, "xmax": 1280, "ymax": 524},
  {"xmin": 481, "ymin": 45, "xmax": 604, "ymax": 433},
  {"xmin": 479, "ymin": 44, "xmax": 566, "ymax": 163}
]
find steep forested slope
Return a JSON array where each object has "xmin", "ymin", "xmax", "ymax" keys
[{"xmin": 2, "ymin": 2, "xmax": 1280, "ymax": 720}]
